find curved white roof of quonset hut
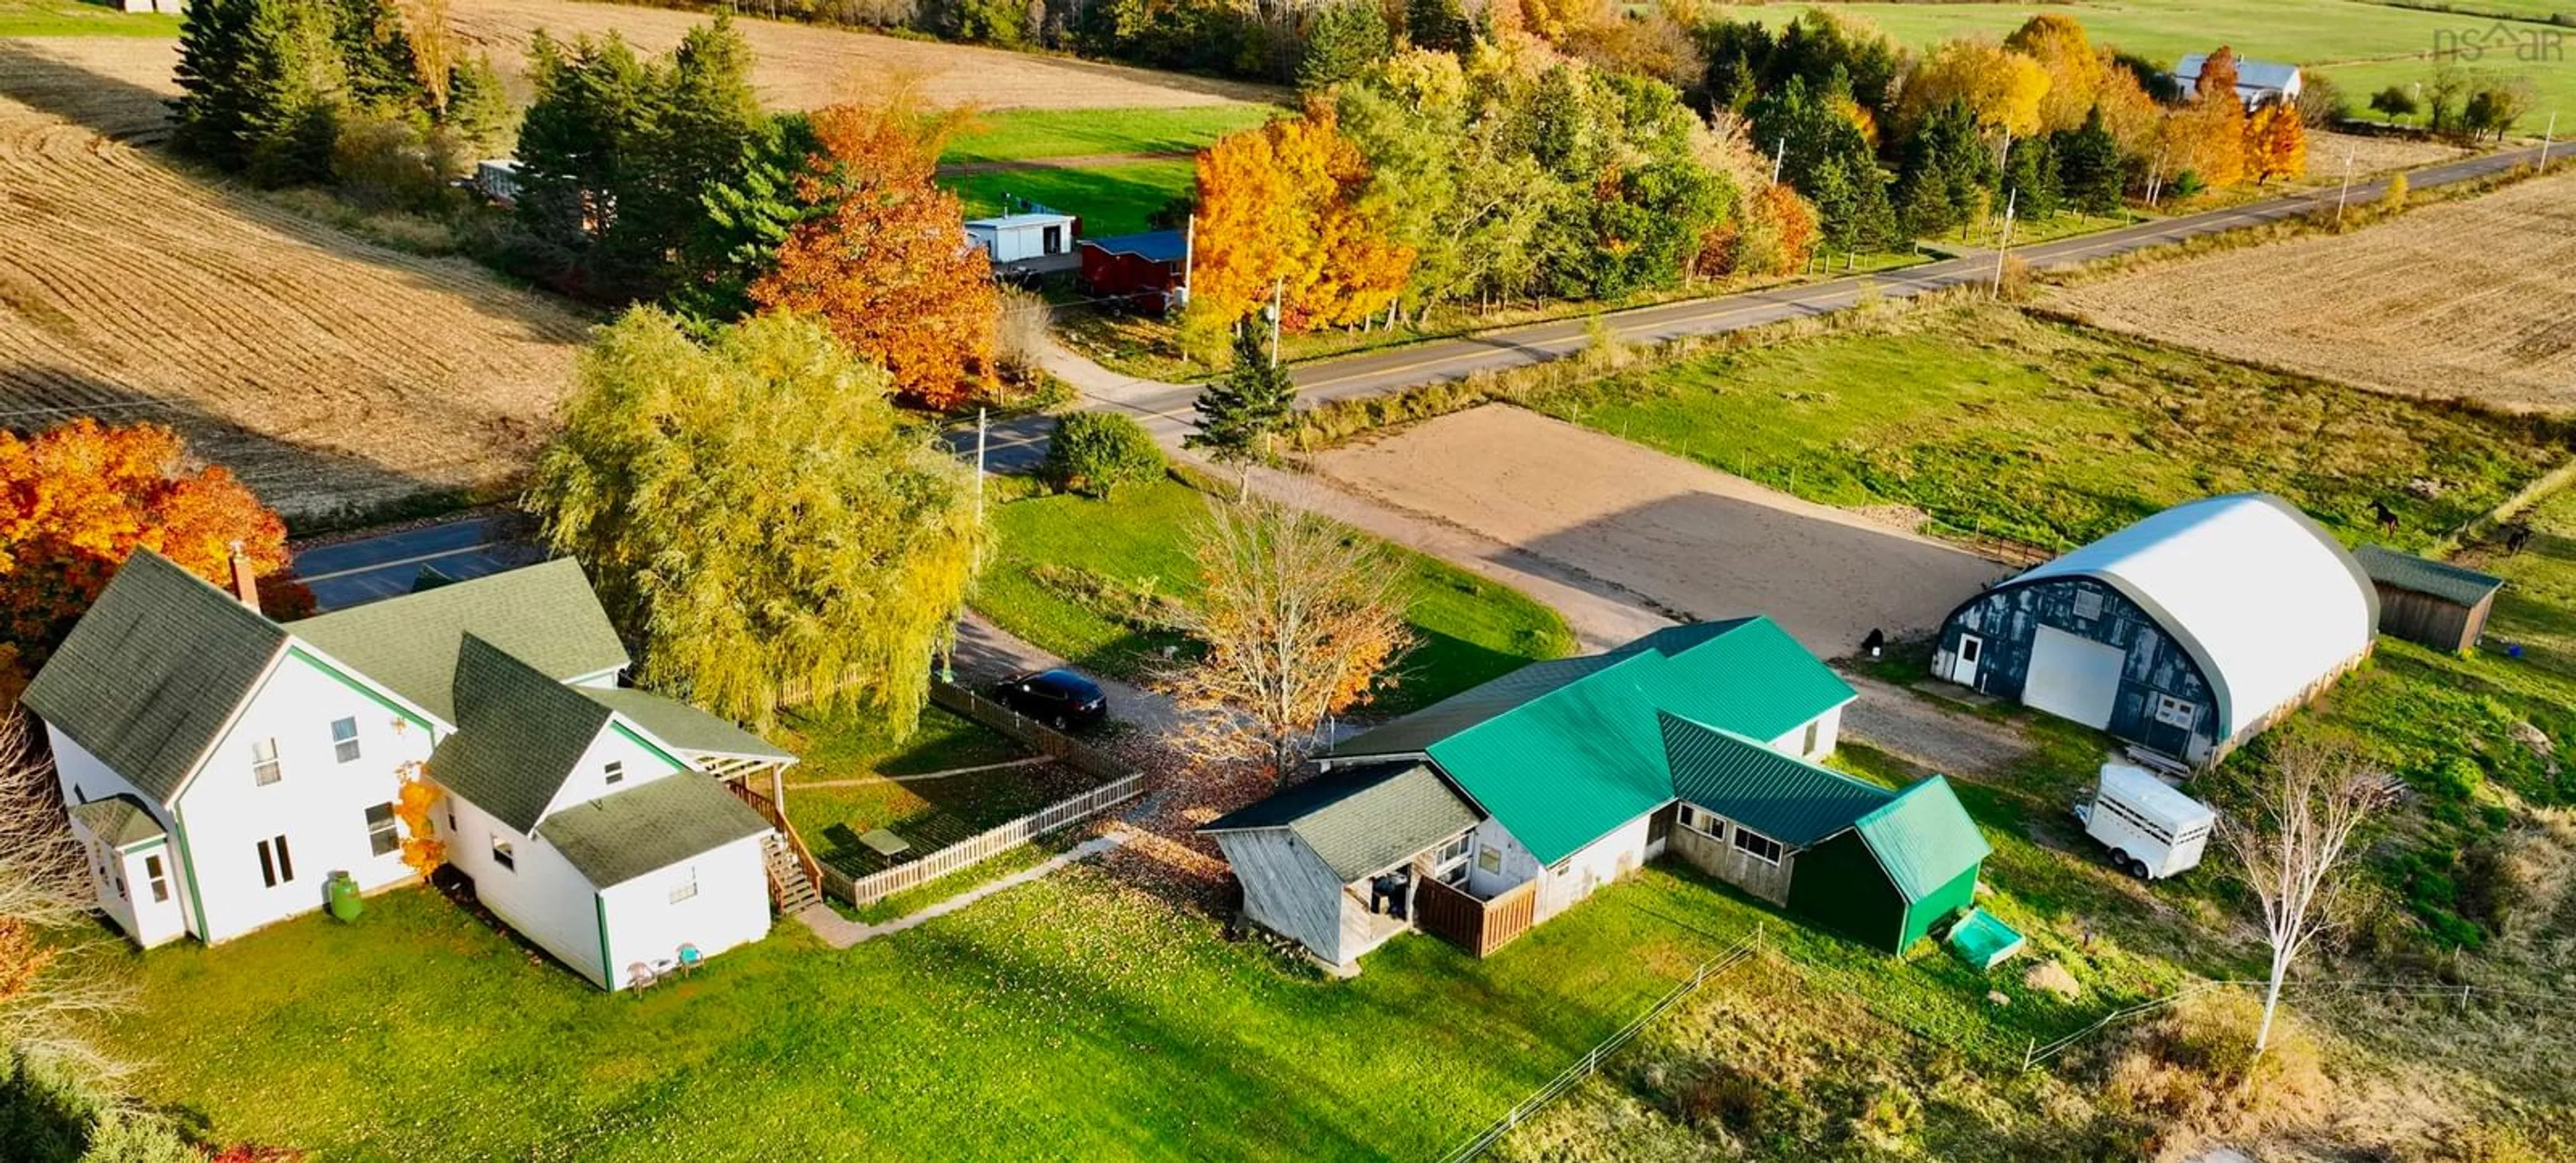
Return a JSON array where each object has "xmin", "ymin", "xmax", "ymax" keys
[{"xmin": 2003, "ymin": 494, "xmax": 2377, "ymax": 740}]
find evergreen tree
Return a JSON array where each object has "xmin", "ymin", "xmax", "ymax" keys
[
  {"xmin": 514, "ymin": 32, "xmax": 659, "ymax": 288},
  {"xmin": 1405, "ymin": 0, "xmax": 1471, "ymax": 56},
  {"xmin": 2051, "ymin": 105, "xmax": 2123, "ymax": 215},
  {"xmin": 236, "ymin": 0, "xmax": 345, "ymax": 187},
  {"xmin": 2002, "ymin": 133, "xmax": 2059, "ymax": 219},
  {"xmin": 1749, "ymin": 73, "xmax": 1894, "ymax": 254},
  {"xmin": 1297, "ymin": 0, "xmax": 1391, "ymax": 92},
  {"xmin": 675, "ymin": 112, "xmax": 823, "ymax": 324},
  {"xmin": 1891, "ymin": 99, "xmax": 1992, "ymax": 238},
  {"xmin": 331, "ymin": 0, "xmax": 423, "ymax": 110},
  {"xmin": 170, "ymin": 0, "xmax": 260, "ymax": 167},
  {"xmin": 439, "ymin": 53, "xmax": 513, "ymax": 158},
  {"xmin": 626, "ymin": 18, "xmax": 764, "ymax": 289},
  {"xmin": 1188, "ymin": 328, "xmax": 1297, "ymax": 465}
]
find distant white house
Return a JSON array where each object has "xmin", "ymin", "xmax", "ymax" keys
[
  {"xmin": 965, "ymin": 211, "xmax": 1079, "ymax": 264},
  {"xmin": 24, "ymin": 552, "xmax": 803, "ymax": 991},
  {"xmin": 118, "ymin": 0, "xmax": 184, "ymax": 12},
  {"xmin": 2174, "ymin": 54, "xmax": 2303, "ymax": 109}
]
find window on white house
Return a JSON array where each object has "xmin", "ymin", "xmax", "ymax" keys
[
  {"xmin": 365, "ymin": 803, "xmax": 400, "ymax": 857},
  {"xmin": 330, "ymin": 717, "xmax": 361, "ymax": 763},
  {"xmin": 256, "ymin": 835, "xmax": 294, "ymax": 887},
  {"xmin": 144, "ymin": 854, "xmax": 169, "ymax": 903},
  {"xmin": 1802, "ymin": 720, "xmax": 1821, "ymax": 756},
  {"xmin": 1432, "ymin": 833, "xmax": 1472, "ymax": 868},
  {"xmin": 1731, "ymin": 827, "xmax": 1784, "ymax": 866},
  {"xmin": 1677, "ymin": 803, "xmax": 1719, "ymax": 836},
  {"xmin": 491, "ymin": 836, "xmax": 515, "ymax": 871},
  {"xmin": 603, "ymin": 760, "xmax": 625, "ymax": 787},
  {"xmin": 1550, "ymin": 859, "xmax": 1572, "ymax": 878},
  {"xmin": 2153, "ymin": 695, "xmax": 2199, "ymax": 729},
  {"xmin": 2072, "ymin": 589, "xmax": 2106, "ymax": 620},
  {"xmin": 669, "ymin": 872, "xmax": 699, "ymax": 904},
  {"xmin": 250, "ymin": 738, "xmax": 282, "ymax": 786},
  {"xmin": 1477, "ymin": 847, "xmax": 1503, "ymax": 874}
]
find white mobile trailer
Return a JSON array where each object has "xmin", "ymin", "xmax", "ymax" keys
[{"xmin": 2074, "ymin": 762, "xmax": 2216, "ymax": 880}]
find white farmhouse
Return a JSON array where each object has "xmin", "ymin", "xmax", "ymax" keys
[
  {"xmin": 23, "ymin": 552, "xmax": 804, "ymax": 990},
  {"xmin": 2174, "ymin": 54, "xmax": 2304, "ymax": 109}
]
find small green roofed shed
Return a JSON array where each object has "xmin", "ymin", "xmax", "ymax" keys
[
  {"xmin": 1783, "ymin": 775, "xmax": 1990, "ymax": 954},
  {"xmin": 2351, "ymin": 544, "xmax": 2506, "ymax": 654},
  {"xmin": 538, "ymin": 772, "xmax": 771, "ymax": 889},
  {"xmin": 1201, "ymin": 762, "xmax": 1480, "ymax": 882},
  {"xmin": 68, "ymin": 795, "xmax": 167, "ymax": 850}
]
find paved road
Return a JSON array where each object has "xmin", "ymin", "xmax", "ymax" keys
[
  {"xmin": 1038, "ymin": 144, "xmax": 2556, "ymax": 446},
  {"xmin": 291, "ymin": 515, "xmax": 531, "ymax": 611}
]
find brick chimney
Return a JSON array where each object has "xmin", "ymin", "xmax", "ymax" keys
[{"xmin": 227, "ymin": 540, "xmax": 262, "ymax": 613}]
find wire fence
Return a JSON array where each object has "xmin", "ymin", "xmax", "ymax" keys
[{"xmin": 1433, "ymin": 924, "xmax": 1766, "ymax": 1163}]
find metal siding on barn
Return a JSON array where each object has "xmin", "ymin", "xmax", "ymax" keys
[{"xmin": 1937, "ymin": 578, "xmax": 2220, "ymax": 760}]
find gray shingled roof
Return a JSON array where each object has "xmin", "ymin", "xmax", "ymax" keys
[
  {"xmin": 22, "ymin": 552, "xmax": 287, "ymax": 804},
  {"xmin": 428, "ymin": 635, "xmax": 616, "ymax": 834},
  {"xmin": 1201, "ymin": 762, "xmax": 1481, "ymax": 882},
  {"xmin": 580, "ymin": 688, "xmax": 794, "ymax": 762},
  {"xmin": 538, "ymin": 772, "xmax": 771, "ymax": 889},
  {"xmin": 69, "ymin": 795, "xmax": 167, "ymax": 848},
  {"xmin": 287, "ymin": 558, "xmax": 628, "ymax": 723},
  {"xmin": 1660, "ymin": 711, "xmax": 1894, "ymax": 847},
  {"xmin": 2353, "ymin": 544, "xmax": 2504, "ymax": 609}
]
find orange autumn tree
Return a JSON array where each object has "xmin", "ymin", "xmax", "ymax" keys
[
  {"xmin": 2165, "ymin": 46, "xmax": 2249, "ymax": 189},
  {"xmin": 753, "ymin": 87, "xmax": 998, "ymax": 410},
  {"xmin": 0, "ymin": 420, "xmax": 301, "ymax": 695},
  {"xmin": 2245, "ymin": 99, "xmax": 2306, "ymax": 185},
  {"xmin": 1190, "ymin": 105, "xmax": 1413, "ymax": 336},
  {"xmin": 390, "ymin": 761, "xmax": 447, "ymax": 879}
]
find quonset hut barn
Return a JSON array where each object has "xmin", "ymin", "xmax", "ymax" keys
[{"xmin": 1931, "ymin": 494, "xmax": 2377, "ymax": 765}]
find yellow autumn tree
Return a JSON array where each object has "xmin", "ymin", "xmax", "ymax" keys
[
  {"xmin": 2005, "ymin": 13, "xmax": 2106, "ymax": 134},
  {"xmin": 2245, "ymin": 99, "xmax": 2306, "ymax": 185},
  {"xmin": 1190, "ymin": 105, "xmax": 1413, "ymax": 332},
  {"xmin": 1898, "ymin": 40, "xmax": 2050, "ymax": 141},
  {"xmin": 391, "ymin": 762, "xmax": 447, "ymax": 880},
  {"xmin": 2163, "ymin": 46, "xmax": 2249, "ymax": 189}
]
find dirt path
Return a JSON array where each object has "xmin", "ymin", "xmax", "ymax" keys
[
  {"xmin": 1311, "ymin": 406, "xmax": 2010, "ymax": 658},
  {"xmin": 1837, "ymin": 674, "xmax": 2036, "ymax": 780}
]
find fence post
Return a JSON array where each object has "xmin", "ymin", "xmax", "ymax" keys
[{"xmin": 2024, "ymin": 1036, "xmax": 2037, "ymax": 1072}]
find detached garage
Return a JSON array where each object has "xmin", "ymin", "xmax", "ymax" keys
[{"xmin": 1932, "ymin": 494, "xmax": 2377, "ymax": 764}]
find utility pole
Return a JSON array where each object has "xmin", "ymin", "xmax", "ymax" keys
[
  {"xmin": 1771, "ymin": 137, "xmax": 1786, "ymax": 186},
  {"xmin": 973, "ymin": 407, "xmax": 989, "ymax": 531},
  {"xmin": 1268, "ymin": 279, "xmax": 1283, "ymax": 368},
  {"xmin": 1991, "ymin": 188, "xmax": 2017, "ymax": 299},
  {"xmin": 2542, "ymin": 111, "xmax": 2558, "ymax": 170},
  {"xmin": 1181, "ymin": 213, "xmax": 1197, "ymax": 306},
  {"xmin": 2334, "ymin": 142, "xmax": 2357, "ymax": 227}
]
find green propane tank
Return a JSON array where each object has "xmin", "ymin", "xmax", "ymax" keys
[{"xmin": 327, "ymin": 870, "xmax": 363, "ymax": 923}]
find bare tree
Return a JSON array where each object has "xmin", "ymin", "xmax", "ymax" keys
[
  {"xmin": 2223, "ymin": 738, "xmax": 2394, "ymax": 1054},
  {"xmin": 1159, "ymin": 494, "xmax": 1414, "ymax": 781},
  {"xmin": 0, "ymin": 711, "xmax": 129, "ymax": 1074}
]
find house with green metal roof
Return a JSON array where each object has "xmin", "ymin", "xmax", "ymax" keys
[
  {"xmin": 23, "ymin": 550, "xmax": 804, "ymax": 991},
  {"xmin": 1204, "ymin": 617, "xmax": 1992, "ymax": 970}
]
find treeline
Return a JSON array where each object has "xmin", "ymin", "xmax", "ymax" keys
[
  {"xmin": 168, "ymin": 0, "xmax": 509, "ymax": 206},
  {"xmin": 2364, "ymin": 66, "xmax": 2539, "ymax": 142}
]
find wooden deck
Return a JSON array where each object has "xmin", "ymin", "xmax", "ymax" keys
[{"xmin": 1413, "ymin": 874, "xmax": 1538, "ymax": 958}]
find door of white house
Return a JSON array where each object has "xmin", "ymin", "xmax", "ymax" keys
[{"xmin": 1948, "ymin": 634, "xmax": 1984, "ymax": 687}]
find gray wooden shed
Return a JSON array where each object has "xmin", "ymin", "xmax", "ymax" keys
[
  {"xmin": 1199, "ymin": 762, "xmax": 1481, "ymax": 974},
  {"xmin": 2352, "ymin": 545, "xmax": 2504, "ymax": 654}
]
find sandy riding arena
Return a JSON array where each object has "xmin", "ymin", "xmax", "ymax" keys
[
  {"xmin": 2047, "ymin": 167, "xmax": 2576, "ymax": 412},
  {"xmin": 0, "ymin": 45, "xmax": 588, "ymax": 521},
  {"xmin": 1311, "ymin": 406, "xmax": 2006, "ymax": 657}
]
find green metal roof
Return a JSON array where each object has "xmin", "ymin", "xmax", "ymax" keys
[
  {"xmin": 580, "ymin": 688, "xmax": 794, "ymax": 762},
  {"xmin": 68, "ymin": 794, "xmax": 166, "ymax": 848},
  {"xmin": 1331, "ymin": 654, "xmax": 1624, "ymax": 758},
  {"xmin": 538, "ymin": 772, "xmax": 771, "ymax": 889},
  {"xmin": 2353, "ymin": 544, "xmax": 2504, "ymax": 608},
  {"xmin": 1428, "ymin": 652, "xmax": 1680, "ymax": 865},
  {"xmin": 1853, "ymin": 777, "xmax": 1992, "ymax": 905},
  {"xmin": 1628, "ymin": 618, "xmax": 1859, "ymax": 745},
  {"xmin": 1201, "ymin": 762, "xmax": 1481, "ymax": 882},
  {"xmin": 1659, "ymin": 713, "xmax": 1896, "ymax": 846},
  {"xmin": 23, "ymin": 552, "xmax": 288, "ymax": 805},
  {"xmin": 428, "ymin": 635, "xmax": 617, "ymax": 835},
  {"xmin": 287, "ymin": 558, "xmax": 629, "ymax": 723}
]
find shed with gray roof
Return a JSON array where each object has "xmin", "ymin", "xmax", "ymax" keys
[{"xmin": 2352, "ymin": 544, "xmax": 2504, "ymax": 654}]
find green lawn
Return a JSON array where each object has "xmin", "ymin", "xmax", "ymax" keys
[
  {"xmin": 773, "ymin": 702, "xmax": 1029, "ymax": 782},
  {"xmin": 979, "ymin": 474, "xmax": 1576, "ymax": 717},
  {"xmin": 943, "ymin": 160, "xmax": 1195, "ymax": 237},
  {"xmin": 0, "ymin": 0, "xmax": 178, "ymax": 36},
  {"xmin": 942, "ymin": 105, "xmax": 1274, "ymax": 164},
  {"xmin": 93, "ymin": 862, "xmax": 1768, "ymax": 1160},
  {"xmin": 1529, "ymin": 303, "xmax": 2569, "ymax": 552},
  {"xmin": 1735, "ymin": 1, "xmax": 2572, "ymax": 130}
]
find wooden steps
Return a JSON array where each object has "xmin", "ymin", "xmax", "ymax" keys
[{"xmin": 762, "ymin": 833, "xmax": 822, "ymax": 914}]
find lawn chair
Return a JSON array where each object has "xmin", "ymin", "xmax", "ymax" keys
[
  {"xmin": 627, "ymin": 962, "xmax": 659, "ymax": 995},
  {"xmin": 674, "ymin": 944, "xmax": 703, "ymax": 979}
]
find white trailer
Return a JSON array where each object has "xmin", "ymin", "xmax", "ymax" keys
[
  {"xmin": 964, "ymin": 212, "xmax": 1077, "ymax": 264},
  {"xmin": 2072, "ymin": 762, "xmax": 2215, "ymax": 880}
]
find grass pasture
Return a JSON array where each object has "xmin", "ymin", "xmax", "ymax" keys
[
  {"xmin": 979, "ymin": 473, "xmax": 1576, "ymax": 717},
  {"xmin": 944, "ymin": 160, "xmax": 1195, "ymax": 237},
  {"xmin": 1529, "ymin": 303, "xmax": 2568, "ymax": 553},
  {"xmin": 942, "ymin": 105, "xmax": 1271, "ymax": 164},
  {"xmin": 0, "ymin": 0, "xmax": 178, "ymax": 37},
  {"xmin": 1741, "ymin": 1, "xmax": 2572, "ymax": 130}
]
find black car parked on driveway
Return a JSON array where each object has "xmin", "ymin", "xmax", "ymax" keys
[{"xmin": 989, "ymin": 668, "xmax": 1108, "ymax": 730}]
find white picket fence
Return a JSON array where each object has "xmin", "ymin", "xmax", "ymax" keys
[{"xmin": 823, "ymin": 772, "xmax": 1146, "ymax": 905}]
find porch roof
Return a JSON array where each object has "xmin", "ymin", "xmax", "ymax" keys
[
  {"xmin": 70, "ymin": 794, "xmax": 166, "ymax": 849},
  {"xmin": 539, "ymin": 772, "xmax": 771, "ymax": 889},
  {"xmin": 579, "ymin": 687, "xmax": 794, "ymax": 764}
]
